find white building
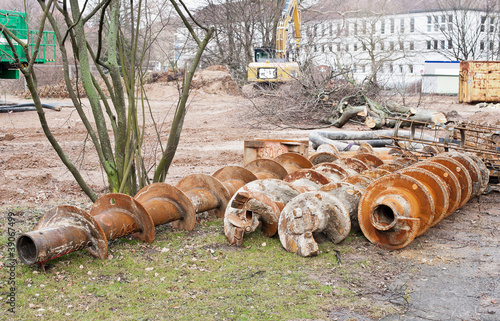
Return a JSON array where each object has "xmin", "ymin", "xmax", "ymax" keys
[{"xmin": 301, "ymin": 0, "xmax": 499, "ymax": 88}]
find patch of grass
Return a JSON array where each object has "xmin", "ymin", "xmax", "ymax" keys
[{"xmin": 0, "ymin": 209, "xmax": 405, "ymax": 320}]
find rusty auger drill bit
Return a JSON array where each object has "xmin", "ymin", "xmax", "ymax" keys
[
  {"xmin": 278, "ymin": 191, "xmax": 351, "ymax": 257},
  {"xmin": 17, "ymin": 206, "xmax": 108, "ymax": 265},
  {"xmin": 358, "ymin": 152, "xmax": 489, "ymax": 250},
  {"xmin": 17, "ymin": 165, "xmax": 257, "ymax": 265},
  {"xmin": 277, "ymin": 154, "xmax": 390, "ymax": 257},
  {"xmin": 224, "ymin": 179, "xmax": 303, "ymax": 247}
]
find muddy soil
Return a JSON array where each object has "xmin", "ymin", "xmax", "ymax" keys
[{"xmin": 1, "ymin": 85, "xmax": 499, "ymax": 320}]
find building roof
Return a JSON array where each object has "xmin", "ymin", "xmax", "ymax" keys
[{"xmin": 304, "ymin": 0, "xmax": 497, "ymax": 21}]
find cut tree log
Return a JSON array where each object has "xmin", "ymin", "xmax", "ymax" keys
[{"xmin": 330, "ymin": 105, "xmax": 366, "ymax": 128}]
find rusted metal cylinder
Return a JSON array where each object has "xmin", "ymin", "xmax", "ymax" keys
[
  {"xmin": 134, "ymin": 183, "xmax": 196, "ymax": 231},
  {"xmin": 176, "ymin": 174, "xmax": 231, "ymax": 218},
  {"xmin": 17, "ymin": 206, "xmax": 108, "ymax": 265},
  {"xmin": 358, "ymin": 152, "xmax": 488, "ymax": 250},
  {"xmin": 90, "ymin": 194, "xmax": 155, "ymax": 243}
]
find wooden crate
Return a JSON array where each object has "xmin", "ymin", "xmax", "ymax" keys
[{"xmin": 243, "ymin": 139, "xmax": 309, "ymax": 165}]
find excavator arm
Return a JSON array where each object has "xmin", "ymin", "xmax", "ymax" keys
[{"xmin": 276, "ymin": 0, "xmax": 301, "ymax": 60}]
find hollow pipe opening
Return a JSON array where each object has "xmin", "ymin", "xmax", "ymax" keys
[
  {"xmin": 371, "ymin": 204, "xmax": 398, "ymax": 231},
  {"xmin": 16, "ymin": 235, "xmax": 38, "ymax": 265}
]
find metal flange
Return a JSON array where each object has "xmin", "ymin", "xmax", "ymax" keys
[
  {"xmin": 90, "ymin": 193, "xmax": 155, "ymax": 243},
  {"xmin": 413, "ymin": 161, "xmax": 461, "ymax": 217},
  {"xmin": 316, "ymin": 143, "xmax": 340, "ymax": 156},
  {"xmin": 358, "ymin": 173, "xmax": 435, "ymax": 250},
  {"xmin": 398, "ymin": 167, "xmax": 450, "ymax": 230},
  {"xmin": 439, "ymin": 152, "xmax": 482, "ymax": 198},
  {"xmin": 313, "ymin": 162, "xmax": 356, "ymax": 180},
  {"xmin": 308, "ymin": 152, "xmax": 339, "ymax": 165},
  {"xmin": 283, "ymin": 169, "xmax": 330, "ymax": 189},
  {"xmin": 341, "ymin": 174, "xmax": 374, "ymax": 190},
  {"xmin": 212, "ymin": 166, "xmax": 258, "ymax": 196},
  {"xmin": 361, "ymin": 168, "xmax": 391, "ymax": 180},
  {"xmin": 278, "ymin": 191, "xmax": 351, "ymax": 257},
  {"xmin": 465, "ymin": 152, "xmax": 489, "ymax": 195},
  {"xmin": 335, "ymin": 157, "xmax": 370, "ymax": 173},
  {"xmin": 176, "ymin": 174, "xmax": 231, "ymax": 218},
  {"xmin": 430, "ymin": 156, "xmax": 472, "ymax": 208},
  {"xmin": 320, "ymin": 182, "xmax": 363, "ymax": 232},
  {"xmin": 134, "ymin": 183, "xmax": 196, "ymax": 231},
  {"xmin": 17, "ymin": 206, "xmax": 108, "ymax": 265},
  {"xmin": 352, "ymin": 153, "xmax": 384, "ymax": 169},
  {"xmin": 245, "ymin": 158, "xmax": 288, "ymax": 179},
  {"xmin": 274, "ymin": 152, "xmax": 313, "ymax": 173}
]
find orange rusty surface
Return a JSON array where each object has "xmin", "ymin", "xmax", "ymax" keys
[
  {"xmin": 459, "ymin": 61, "xmax": 500, "ymax": 103},
  {"xmin": 243, "ymin": 139, "xmax": 309, "ymax": 165}
]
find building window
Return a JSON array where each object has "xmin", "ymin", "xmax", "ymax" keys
[
  {"xmin": 363, "ymin": 20, "xmax": 367, "ymax": 34},
  {"xmin": 390, "ymin": 18, "xmax": 395, "ymax": 33},
  {"xmin": 337, "ymin": 43, "xmax": 341, "ymax": 51},
  {"xmin": 481, "ymin": 16, "xmax": 486, "ymax": 32},
  {"xmin": 354, "ymin": 43, "xmax": 358, "ymax": 51},
  {"xmin": 345, "ymin": 22, "xmax": 349, "ymax": 36},
  {"xmin": 434, "ymin": 16, "xmax": 439, "ymax": 31},
  {"xmin": 322, "ymin": 24, "xmax": 326, "ymax": 36},
  {"xmin": 322, "ymin": 44, "xmax": 325, "ymax": 52},
  {"xmin": 314, "ymin": 45, "xmax": 317, "ymax": 52},
  {"xmin": 390, "ymin": 64, "xmax": 394, "ymax": 73},
  {"xmin": 399, "ymin": 41, "xmax": 404, "ymax": 50},
  {"xmin": 354, "ymin": 22, "xmax": 358, "ymax": 35},
  {"xmin": 427, "ymin": 40, "xmax": 431, "ymax": 50},
  {"xmin": 400, "ymin": 19, "xmax": 404, "ymax": 33},
  {"xmin": 440, "ymin": 40, "xmax": 445, "ymax": 49},
  {"xmin": 490, "ymin": 17, "xmax": 495, "ymax": 33},
  {"xmin": 380, "ymin": 42, "xmax": 385, "ymax": 50},
  {"xmin": 329, "ymin": 23, "xmax": 333, "ymax": 36},
  {"xmin": 448, "ymin": 40, "xmax": 453, "ymax": 49},
  {"xmin": 480, "ymin": 41, "xmax": 485, "ymax": 50},
  {"xmin": 399, "ymin": 65, "xmax": 403, "ymax": 73},
  {"xmin": 490, "ymin": 41, "xmax": 494, "ymax": 51},
  {"xmin": 410, "ymin": 41, "xmax": 415, "ymax": 50},
  {"xmin": 381, "ymin": 20, "xmax": 385, "ymax": 34},
  {"xmin": 336, "ymin": 23, "xmax": 341, "ymax": 35},
  {"xmin": 433, "ymin": 40, "xmax": 438, "ymax": 49},
  {"xmin": 427, "ymin": 16, "xmax": 432, "ymax": 32},
  {"xmin": 362, "ymin": 65, "xmax": 366, "ymax": 73},
  {"xmin": 448, "ymin": 15, "xmax": 453, "ymax": 30},
  {"xmin": 353, "ymin": 64, "xmax": 357, "ymax": 72},
  {"xmin": 329, "ymin": 44, "xmax": 333, "ymax": 51},
  {"xmin": 390, "ymin": 41, "xmax": 395, "ymax": 50},
  {"xmin": 409, "ymin": 65, "xmax": 414, "ymax": 73},
  {"xmin": 313, "ymin": 25, "xmax": 318, "ymax": 37},
  {"xmin": 410, "ymin": 17, "xmax": 415, "ymax": 32}
]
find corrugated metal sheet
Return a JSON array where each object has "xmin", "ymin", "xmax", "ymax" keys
[{"xmin": 459, "ymin": 61, "xmax": 500, "ymax": 103}]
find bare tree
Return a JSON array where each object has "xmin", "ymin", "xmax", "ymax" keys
[
  {"xmin": 0, "ymin": 0, "xmax": 213, "ymax": 200},
  {"xmin": 434, "ymin": 0, "xmax": 499, "ymax": 60}
]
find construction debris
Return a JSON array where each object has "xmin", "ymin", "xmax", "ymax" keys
[{"xmin": 18, "ymin": 126, "xmax": 493, "ymax": 266}]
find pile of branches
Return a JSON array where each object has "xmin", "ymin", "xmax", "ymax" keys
[{"xmin": 325, "ymin": 93, "xmax": 447, "ymax": 129}]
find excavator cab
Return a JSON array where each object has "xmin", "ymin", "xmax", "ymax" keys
[{"xmin": 254, "ymin": 47, "xmax": 276, "ymax": 62}]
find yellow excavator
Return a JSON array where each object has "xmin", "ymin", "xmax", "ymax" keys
[{"xmin": 247, "ymin": 0, "xmax": 301, "ymax": 83}]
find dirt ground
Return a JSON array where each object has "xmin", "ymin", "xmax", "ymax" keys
[{"xmin": 1, "ymin": 76, "xmax": 499, "ymax": 320}]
